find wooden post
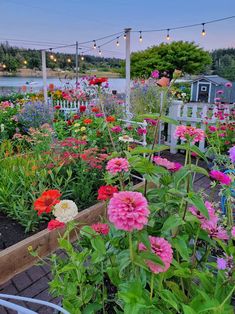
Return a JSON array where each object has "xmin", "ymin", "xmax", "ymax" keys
[
  {"xmin": 75, "ymin": 41, "xmax": 78, "ymax": 85},
  {"xmin": 41, "ymin": 50, "xmax": 47, "ymax": 105},
  {"xmin": 125, "ymin": 28, "xmax": 132, "ymax": 118}
]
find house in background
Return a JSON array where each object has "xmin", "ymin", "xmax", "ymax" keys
[{"xmin": 190, "ymin": 75, "xmax": 235, "ymax": 103}]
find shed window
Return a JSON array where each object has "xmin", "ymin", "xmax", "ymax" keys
[{"xmin": 200, "ymin": 86, "xmax": 207, "ymax": 92}]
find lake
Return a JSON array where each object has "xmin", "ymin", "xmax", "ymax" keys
[{"xmin": 0, "ymin": 77, "xmax": 126, "ymax": 94}]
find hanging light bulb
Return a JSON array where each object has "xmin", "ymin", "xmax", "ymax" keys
[
  {"xmin": 2, "ymin": 64, "xmax": 6, "ymax": 69},
  {"xmin": 116, "ymin": 37, "xmax": 120, "ymax": 47},
  {"xmin": 54, "ymin": 58, "xmax": 57, "ymax": 62},
  {"xmin": 81, "ymin": 54, "xmax": 84, "ymax": 61},
  {"xmin": 123, "ymin": 32, "xmax": 127, "ymax": 40},
  {"xmin": 23, "ymin": 60, "xmax": 27, "ymax": 65},
  {"xmin": 50, "ymin": 53, "xmax": 54, "ymax": 60},
  {"xmin": 201, "ymin": 23, "xmax": 206, "ymax": 36},
  {"xmin": 67, "ymin": 58, "xmax": 71, "ymax": 63},
  {"xmin": 139, "ymin": 31, "xmax": 143, "ymax": 43},
  {"xmin": 93, "ymin": 40, "xmax": 97, "ymax": 49},
  {"xmin": 166, "ymin": 29, "xmax": 170, "ymax": 41},
  {"xmin": 98, "ymin": 47, "xmax": 102, "ymax": 55}
]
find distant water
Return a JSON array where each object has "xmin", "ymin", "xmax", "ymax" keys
[{"xmin": 0, "ymin": 77, "xmax": 126, "ymax": 95}]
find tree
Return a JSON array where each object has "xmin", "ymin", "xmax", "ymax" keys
[
  {"xmin": 129, "ymin": 41, "xmax": 212, "ymax": 78},
  {"xmin": 211, "ymin": 49, "xmax": 235, "ymax": 81}
]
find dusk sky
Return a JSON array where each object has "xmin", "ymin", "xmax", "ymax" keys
[{"xmin": 1, "ymin": 0, "xmax": 235, "ymax": 59}]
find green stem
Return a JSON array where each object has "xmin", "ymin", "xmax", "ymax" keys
[
  {"xmin": 150, "ymin": 273, "xmax": 154, "ymax": 301},
  {"xmin": 129, "ymin": 233, "xmax": 134, "ymax": 263},
  {"xmin": 101, "ymin": 261, "xmax": 105, "ymax": 314},
  {"xmin": 226, "ymin": 197, "xmax": 233, "ymax": 229}
]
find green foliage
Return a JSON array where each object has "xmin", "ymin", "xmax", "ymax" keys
[
  {"xmin": 211, "ymin": 48, "xmax": 235, "ymax": 81},
  {"xmin": 129, "ymin": 41, "xmax": 212, "ymax": 78}
]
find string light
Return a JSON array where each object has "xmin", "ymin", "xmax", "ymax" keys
[
  {"xmin": 93, "ymin": 40, "xmax": 97, "ymax": 49},
  {"xmin": 166, "ymin": 29, "xmax": 170, "ymax": 41},
  {"xmin": 2, "ymin": 64, "xmax": 6, "ymax": 69},
  {"xmin": 54, "ymin": 58, "xmax": 57, "ymax": 62},
  {"xmin": 201, "ymin": 23, "xmax": 206, "ymax": 36},
  {"xmin": 67, "ymin": 58, "xmax": 71, "ymax": 63},
  {"xmin": 123, "ymin": 32, "xmax": 127, "ymax": 40},
  {"xmin": 50, "ymin": 54, "xmax": 54, "ymax": 60},
  {"xmin": 139, "ymin": 31, "xmax": 143, "ymax": 42},
  {"xmin": 98, "ymin": 47, "xmax": 102, "ymax": 55},
  {"xmin": 116, "ymin": 37, "xmax": 120, "ymax": 47},
  {"xmin": 81, "ymin": 54, "xmax": 84, "ymax": 61},
  {"xmin": 23, "ymin": 60, "xmax": 27, "ymax": 65}
]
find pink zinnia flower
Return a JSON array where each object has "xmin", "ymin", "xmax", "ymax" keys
[
  {"xmin": 145, "ymin": 118, "xmax": 158, "ymax": 126},
  {"xmin": 137, "ymin": 127, "xmax": 147, "ymax": 135},
  {"xmin": 48, "ymin": 219, "xmax": 65, "ymax": 230},
  {"xmin": 189, "ymin": 201, "xmax": 218, "ymax": 229},
  {"xmin": 216, "ymin": 90, "xmax": 224, "ymax": 95},
  {"xmin": 111, "ymin": 126, "xmax": 122, "ymax": 133},
  {"xmin": 231, "ymin": 226, "xmax": 235, "ymax": 238},
  {"xmin": 139, "ymin": 236, "xmax": 173, "ymax": 273},
  {"xmin": 228, "ymin": 146, "xmax": 235, "ymax": 163},
  {"xmin": 91, "ymin": 223, "xmax": 109, "ymax": 235},
  {"xmin": 175, "ymin": 125, "xmax": 205, "ymax": 144},
  {"xmin": 203, "ymin": 225, "xmax": 229, "ymax": 240},
  {"xmin": 210, "ymin": 170, "xmax": 232, "ymax": 185},
  {"xmin": 153, "ymin": 156, "xmax": 182, "ymax": 172},
  {"xmin": 225, "ymin": 82, "xmax": 232, "ymax": 88},
  {"xmin": 108, "ymin": 191, "xmax": 149, "ymax": 231},
  {"xmin": 106, "ymin": 158, "xmax": 130, "ymax": 174}
]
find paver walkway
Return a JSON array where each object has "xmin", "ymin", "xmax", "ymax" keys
[{"xmin": 0, "ymin": 152, "xmax": 217, "ymax": 313}]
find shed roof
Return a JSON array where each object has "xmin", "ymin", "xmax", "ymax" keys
[{"xmin": 191, "ymin": 75, "xmax": 230, "ymax": 85}]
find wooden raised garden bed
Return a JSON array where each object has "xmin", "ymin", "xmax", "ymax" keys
[{"xmin": 0, "ymin": 182, "xmax": 144, "ymax": 285}]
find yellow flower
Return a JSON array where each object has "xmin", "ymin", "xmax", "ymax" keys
[
  {"xmin": 82, "ymin": 135, "xmax": 87, "ymax": 140},
  {"xmin": 80, "ymin": 126, "xmax": 86, "ymax": 132},
  {"xmin": 74, "ymin": 129, "xmax": 79, "ymax": 133},
  {"xmin": 74, "ymin": 123, "xmax": 80, "ymax": 128}
]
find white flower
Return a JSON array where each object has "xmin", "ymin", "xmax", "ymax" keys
[
  {"xmin": 181, "ymin": 93, "xmax": 186, "ymax": 97},
  {"xmin": 0, "ymin": 124, "xmax": 4, "ymax": 132},
  {"xmin": 53, "ymin": 200, "xmax": 78, "ymax": 223},
  {"xmin": 118, "ymin": 135, "xmax": 134, "ymax": 143}
]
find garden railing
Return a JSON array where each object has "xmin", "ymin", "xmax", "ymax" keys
[{"xmin": 167, "ymin": 101, "xmax": 235, "ymax": 153}]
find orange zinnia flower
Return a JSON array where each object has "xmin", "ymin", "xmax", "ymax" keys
[
  {"xmin": 106, "ymin": 116, "xmax": 115, "ymax": 123},
  {"xmin": 91, "ymin": 107, "xmax": 100, "ymax": 113},
  {"xmin": 34, "ymin": 190, "xmax": 61, "ymax": 216},
  {"xmin": 83, "ymin": 118, "xmax": 93, "ymax": 125}
]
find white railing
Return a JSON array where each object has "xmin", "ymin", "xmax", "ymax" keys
[
  {"xmin": 167, "ymin": 101, "xmax": 234, "ymax": 154},
  {"xmin": 52, "ymin": 99, "xmax": 91, "ymax": 118}
]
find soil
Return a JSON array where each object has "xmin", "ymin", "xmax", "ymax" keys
[{"xmin": 0, "ymin": 213, "xmax": 46, "ymax": 250}]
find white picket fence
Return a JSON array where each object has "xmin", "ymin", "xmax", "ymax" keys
[
  {"xmin": 167, "ymin": 101, "xmax": 235, "ymax": 154},
  {"xmin": 52, "ymin": 99, "xmax": 91, "ymax": 118}
]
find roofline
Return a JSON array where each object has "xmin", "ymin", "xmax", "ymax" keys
[{"xmin": 191, "ymin": 76, "xmax": 219, "ymax": 85}]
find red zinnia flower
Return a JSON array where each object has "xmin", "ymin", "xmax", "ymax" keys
[
  {"xmin": 48, "ymin": 219, "xmax": 65, "ymax": 230},
  {"xmin": 91, "ymin": 223, "xmax": 109, "ymax": 235},
  {"xmin": 97, "ymin": 185, "xmax": 118, "ymax": 201},
  {"xmin": 91, "ymin": 107, "xmax": 100, "ymax": 113},
  {"xmin": 80, "ymin": 105, "xmax": 86, "ymax": 112},
  {"xmin": 89, "ymin": 77, "xmax": 107, "ymax": 85},
  {"xmin": 67, "ymin": 119, "xmax": 73, "ymax": 126},
  {"xmin": 106, "ymin": 116, "xmax": 116, "ymax": 123},
  {"xmin": 83, "ymin": 118, "xmax": 93, "ymax": 125},
  {"xmin": 73, "ymin": 114, "xmax": 80, "ymax": 120},
  {"xmin": 54, "ymin": 105, "xmax": 61, "ymax": 110},
  {"xmin": 34, "ymin": 190, "xmax": 61, "ymax": 216}
]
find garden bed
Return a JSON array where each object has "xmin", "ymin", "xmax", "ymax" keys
[{"xmin": 0, "ymin": 182, "xmax": 144, "ymax": 285}]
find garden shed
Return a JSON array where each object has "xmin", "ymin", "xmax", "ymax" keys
[{"xmin": 190, "ymin": 75, "xmax": 235, "ymax": 103}]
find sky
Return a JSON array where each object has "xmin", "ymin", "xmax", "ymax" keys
[{"xmin": 1, "ymin": 0, "xmax": 235, "ymax": 59}]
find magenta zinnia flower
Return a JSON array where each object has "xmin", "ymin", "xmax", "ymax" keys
[
  {"xmin": 91, "ymin": 223, "xmax": 109, "ymax": 235},
  {"xmin": 210, "ymin": 170, "xmax": 232, "ymax": 186},
  {"xmin": 225, "ymin": 82, "xmax": 232, "ymax": 88},
  {"xmin": 137, "ymin": 127, "xmax": 147, "ymax": 135},
  {"xmin": 111, "ymin": 126, "xmax": 122, "ymax": 133},
  {"xmin": 106, "ymin": 158, "xmax": 130, "ymax": 174},
  {"xmin": 108, "ymin": 191, "xmax": 149, "ymax": 231},
  {"xmin": 139, "ymin": 236, "xmax": 173, "ymax": 273},
  {"xmin": 151, "ymin": 70, "xmax": 159, "ymax": 79}
]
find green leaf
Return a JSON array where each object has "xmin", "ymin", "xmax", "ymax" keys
[
  {"xmin": 162, "ymin": 215, "xmax": 184, "ymax": 233},
  {"xmin": 91, "ymin": 236, "xmax": 106, "ymax": 255},
  {"xmin": 83, "ymin": 303, "xmax": 102, "ymax": 314},
  {"xmin": 185, "ymin": 164, "xmax": 209, "ymax": 177},
  {"xmin": 160, "ymin": 115, "xmax": 179, "ymax": 125},
  {"xmin": 172, "ymin": 236, "xmax": 190, "ymax": 261},
  {"xmin": 182, "ymin": 305, "xmax": 197, "ymax": 314},
  {"xmin": 80, "ymin": 226, "xmax": 97, "ymax": 239},
  {"xmin": 130, "ymin": 145, "xmax": 169, "ymax": 155},
  {"xmin": 175, "ymin": 144, "xmax": 207, "ymax": 162},
  {"xmin": 160, "ymin": 289, "xmax": 179, "ymax": 311},
  {"xmin": 187, "ymin": 192, "xmax": 209, "ymax": 219},
  {"xmin": 139, "ymin": 251, "xmax": 164, "ymax": 266}
]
